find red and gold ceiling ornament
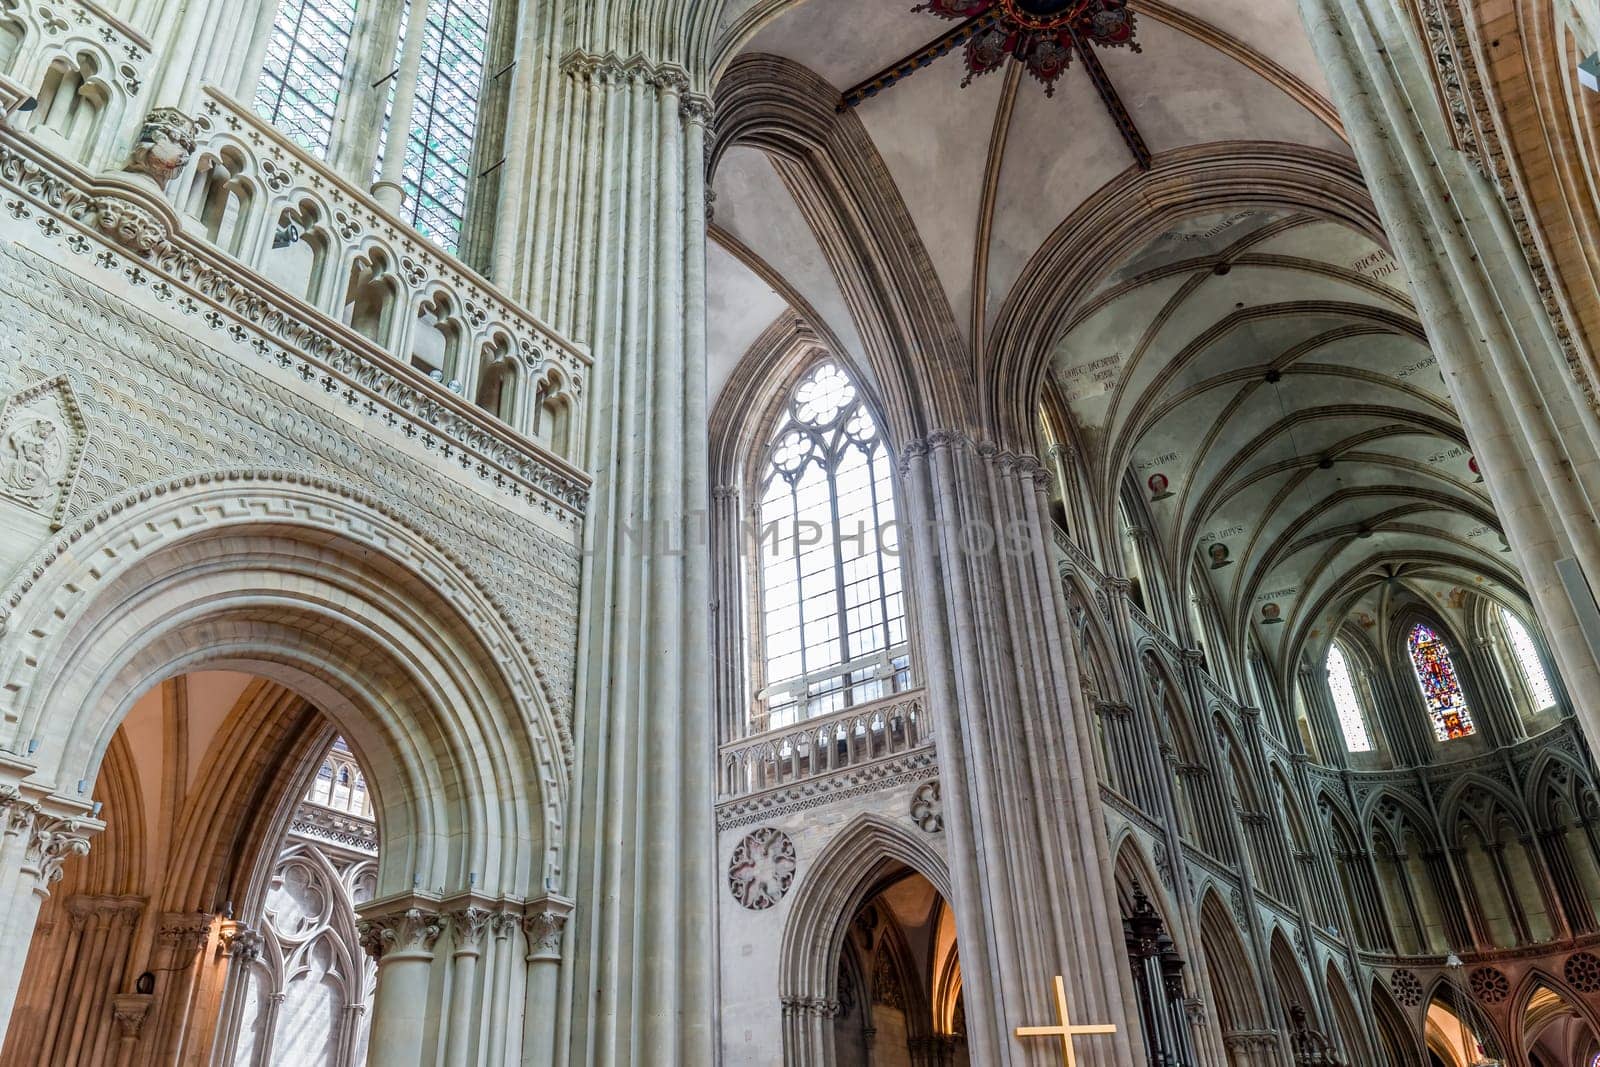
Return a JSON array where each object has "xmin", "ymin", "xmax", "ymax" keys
[
  {"xmin": 915, "ymin": 0, "xmax": 1140, "ymax": 94},
  {"xmin": 837, "ymin": 0, "xmax": 1151, "ymax": 169}
]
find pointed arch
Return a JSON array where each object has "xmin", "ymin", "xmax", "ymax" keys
[
  {"xmin": 1371, "ymin": 977, "xmax": 1424, "ymax": 1067},
  {"xmin": 1325, "ymin": 961, "xmax": 1374, "ymax": 1067},
  {"xmin": 1197, "ymin": 887, "xmax": 1272, "ymax": 1056}
]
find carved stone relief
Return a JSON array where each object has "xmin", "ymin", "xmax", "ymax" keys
[
  {"xmin": 910, "ymin": 779, "xmax": 942, "ymax": 833},
  {"xmin": 727, "ymin": 827, "xmax": 797, "ymax": 910},
  {"xmin": 0, "ymin": 373, "xmax": 85, "ymax": 524}
]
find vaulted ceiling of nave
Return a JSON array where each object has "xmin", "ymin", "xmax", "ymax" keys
[{"xmin": 702, "ymin": 0, "xmax": 1519, "ymax": 675}]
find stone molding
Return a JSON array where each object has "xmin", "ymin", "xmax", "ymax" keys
[{"xmin": 715, "ymin": 749, "xmax": 939, "ymax": 831}]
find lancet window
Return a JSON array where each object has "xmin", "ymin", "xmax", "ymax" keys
[
  {"xmin": 254, "ymin": 0, "xmax": 357, "ymax": 158},
  {"xmin": 376, "ymin": 0, "xmax": 492, "ymax": 250},
  {"xmin": 752, "ymin": 359, "xmax": 908, "ymax": 729},
  {"xmin": 1326, "ymin": 643, "xmax": 1373, "ymax": 753},
  {"xmin": 1407, "ymin": 623, "xmax": 1475, "ymax": 740},
  {"xmin": 1499, "ymin": 607, "xmax": 1555, "ymax": 710}
]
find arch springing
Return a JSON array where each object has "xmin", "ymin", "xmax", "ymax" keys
[
  {"xmin": 753, "ymin": 359, "xmax": 908, "ymax": 729},
  {"xmin": 1326, "ymin": 643, "xmax": 1373, "ymax": 753},
  {"xmin": 1408, "ymin": 623, "xmax": 1475, "ymax": 741},
  {"xmin": 1499, "ymin": 607, "xmax": 1555, "ymax": 711}
]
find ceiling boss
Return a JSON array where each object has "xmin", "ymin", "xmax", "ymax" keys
[
  {"xmin": 838, "ymin": 0, "xmax": 1150, "ymax": 167},
  {"xmin": 918, "ymin": 0, "xmax": 1140, "ymax": 92}
]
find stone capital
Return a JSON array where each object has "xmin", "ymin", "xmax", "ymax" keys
[
  {"xmin": 447, "ymin": 905, "xmax": 494, "ymax": 954},
  {"xmin": 111, "ymin": 993, "xmax": 153, "ymax": 1039},
  {"xmin": 219, "ymin": 920, "xmax": 262, "ymax": 963},
  {"xmin": 158, "ymin": 911, "xmax": 214, "ymax": 962},
  {"xmin": 521, "ymin": 895, "xmax": 574, "ymax": 962},
  {"xmin": 357, "ymin": 903, "xmax": 443, "ymax": 962},
  {"xmin": 25, "ymin": 813, "xmax": 97, "ymax": 892}
]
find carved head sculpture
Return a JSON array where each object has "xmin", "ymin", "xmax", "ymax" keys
[{"xmin": 127, "ymin": 107, "xmax": 197, "ymax": 188}]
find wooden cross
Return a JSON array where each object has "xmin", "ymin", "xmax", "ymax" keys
[{"xmin": 1014, "ymin": 975, "xmax": 1117, "ymax": 1067}]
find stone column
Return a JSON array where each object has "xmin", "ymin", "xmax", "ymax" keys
[
  {"xmin": 1295, "ymin": 0, "xmax": 1600, "ymax": 749},
  {"xmin": 327, "ymin": 0, "xmax": 409, "ymax": 183},
  {"xmin": 444, "ymin": 905, "xmax": 491, "ymax": 1067},
  {"xmin": 371, "ymin": 0, "xmax": 434, "ymax": 212},
  {"xmin": 209, "ymin": 920, "xmax": 263, "ymax": 1067},
  {"xmin": 898, "ymin": 438, "xmax": 1140, "ymax": 1065},
  {"xmin": 525, "ymin": 49, "xmax": 715, "ymax": 1066},
  {"xmin": 520, "ymin": 897, "xmax": 572, "ymax": 1067},
  {"xmin": 358, "ymin": 905, "xmax": 444, "ymax": 1067},
  {"xmin": 110, "ymin": 993, "xmax": 151, "ymax": 1067},
  {"xmin": 0, "ymin": 786, "xmax": 96, "ymax": 1037},
  {"xmin": 484, "ymin": 910, "xmax": 521, "ymax": 1067},
  {"xmin": 142, "ymin": 911, "xmax": 214, "ymax": 1064}
]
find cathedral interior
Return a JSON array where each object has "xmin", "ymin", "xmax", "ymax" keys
[{"xmin": 0, "ymin": 0, "xmax": 1597, "ymax": 1064}]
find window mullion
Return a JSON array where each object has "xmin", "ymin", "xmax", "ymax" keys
[{"xmin": 825, "ymin": 447, "xmax": 852, "ymax": 708}]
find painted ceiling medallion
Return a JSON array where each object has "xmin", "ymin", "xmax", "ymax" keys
[{"xmin": 915, "ymin": 0, "xmax": 1139, "ymax": 94}]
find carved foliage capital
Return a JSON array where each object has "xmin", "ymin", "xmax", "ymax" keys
[
  {"xmin": 448, "ymin": 906, "xmax": 494, "ymax": 952},
  {"xmin": 522, "ymin": 900, "xmax": 572, "ymax": 962},
  {"xmin": 358, "ymin": 907, "xmax": 443, "ymax": 962}
]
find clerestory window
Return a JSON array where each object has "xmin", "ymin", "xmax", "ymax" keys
[
  {"xmin": 752, "ymin": 360, "xmax": 909, "ymax": 730},
  {"xmin": 1325, "ymin": 643, "xmax": 1373, "ymax": 753},
  {"xmin": 254, "ymin": 0, "xmax": 358, "ymax": 158},
  {"xmin": 1407, "ymin": 622, "xmax": 1474, "ymax": 740}
]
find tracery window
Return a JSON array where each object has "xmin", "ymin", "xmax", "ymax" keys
[
  {"xmin": 1407, "ymin": 623, "xmax": 1475, "ymax": 740},
  {"xmin": 1325, "ymin": 643, "xmax": 1373, "ymax": 753},
  {"xmin": 253, "ymin": 0, "xmax": 357, "ymax": 158},
  {"xmin": 754, "ymin": 360, "xmax": 908, "ymax": 729},
  {"xmin": 375, "ymin": 0, "xmax": 492, "ymax": 251},
  {"xmin": 1499, "ymin": 607, "xmax": 1555, "ymax": 710}
]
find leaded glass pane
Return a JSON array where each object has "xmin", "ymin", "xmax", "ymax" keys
[
  {"xmin": 376, "ymin": 0, "xmax": 491, "ymax": 252},
  {"xmin": 755, "ymin": 360, "xmax": 909, "ymax": 729},
  {"xmin": 1499, "ymin": 607, "xmax": 1555, "ymax": 709},
  {"xmin": 1325, "ymin": 644, "xmax": 1372, "ymax": 753},
  {"xmin": 1407, "ymin": 623, "xmax": 1475, "ymax": 741},
  {"xmin": 253, "ymin": 0, "xmax": 358, "ymax": 158}
]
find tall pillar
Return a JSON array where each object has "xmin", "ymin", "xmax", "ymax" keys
[
  {"xmin": 520, "ymin": 897, "xmax": 571, "ymax": 1067},
  {"xmin": 1294, "ymin": 0, "xmax": 1600, "ymax": 752},
  {"xmin": 899, "ymin": 439, "xmax": 1140, "ymax": 1065},
  {"xmin": 210, "ymin": 920, "xmax": 263, "ymax": 1067},
  {"xmin": 0, "ymin": 784, "xmax": 96, "ymax": 1037},
  {"xmin": 528, "ymin": 48, "xmax": 715, "ymax": 1066},
  {"xmin": 358, "ymin": 904, "xmax": 443, "ymax": 1067}
]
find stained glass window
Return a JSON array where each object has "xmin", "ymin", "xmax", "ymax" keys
[
  {"xmin": 755, "ymin": 360, "xmax": 909, "ymax": 729},
  {"xmin": 1407, "ymin": 623, "xmax": 1475, "ymax": 740},
  {"xmin": 1499, "ymin": 607, "xmax": 1555, "ymax": 709},
  {"xmin": 375, "ymin": 0, "xmax": 492, "ymax": 252},
  {"xmin": 1325, "ymin": 644, "xmax": 1372, "ymax": 752},
  {"xmin": 253, "ymin": 0, "xmax": 358, "ymax": 158}
]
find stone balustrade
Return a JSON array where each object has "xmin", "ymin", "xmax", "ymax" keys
[
  {"xmin": 0, "ymin": 87, "xmax": 592, "ymax": 521},
  {"xmin": 718, "ymin": 689, "xmax": 932, "ymax": 799}
]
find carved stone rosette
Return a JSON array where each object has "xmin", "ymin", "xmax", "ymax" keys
[{"xmin": 357, "ymin": 907, "xmax": 443, "ymax": 962}]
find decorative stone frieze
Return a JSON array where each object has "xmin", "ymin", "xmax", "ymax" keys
[{"xmin": 779, "ymin": 995, "xmax": 841, "ymax": 1019}]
